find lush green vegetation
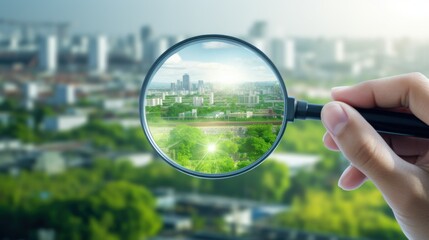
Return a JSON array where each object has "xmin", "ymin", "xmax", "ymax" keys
[
  {"xmin": 0, "ymin": 100, "xmax": 406, "ymax": 239},
  {"xmin": 0, "ymin": 160, "xmax": 161, "ymax": 239},
  {"xmin": 160, "ymin": 124, "xmax": 278, "ymax": 174}
]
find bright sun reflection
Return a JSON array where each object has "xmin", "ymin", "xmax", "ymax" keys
[{"xmin": 207, "ymin": 144, "xmax": 216, "ymax": 153}]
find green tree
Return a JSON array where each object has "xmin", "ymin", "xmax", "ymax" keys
[
  {"xmin": 47, "ymin": 181, "xmax": 161, "ymax": 240},
  {"xmin": 273, "ymin": 185, "xmax": 405, "ymax": 239}
]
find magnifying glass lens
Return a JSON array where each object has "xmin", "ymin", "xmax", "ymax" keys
[{"xmin": 142, "ymin": 37, "xmax": 287, "ymax": 178}]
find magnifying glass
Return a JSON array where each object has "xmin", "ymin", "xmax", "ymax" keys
[{"xmin": 139, "ymin": 34, "xmax": 429, "ymax": 179}]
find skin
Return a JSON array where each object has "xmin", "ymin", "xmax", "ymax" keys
[{"xmin": 320, "ymin": 72, "xmax": 429, "ymax": 240}]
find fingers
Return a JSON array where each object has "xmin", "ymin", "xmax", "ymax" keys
[
  {"xmin": 338, "ymin": 165, "xmax": 367, "ymax": 190},
  {"xmin": 331, "ymin": 72, "xmax": 429, "ymax": 124},
  {"xmin": 322, "ymin": 132, "xmax": 339, "ymax": 151},
  {"xmin": 321, "ymin": 101, "xmax": 416, "ymax": 196},
  {"xmin": 323, "ymin": 132, "xmax": 367, "ymax": 190}
]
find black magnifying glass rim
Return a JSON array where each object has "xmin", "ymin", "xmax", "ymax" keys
[{"xmin": 139, "ymin": 34, "xmax": 289, "ymax": 179}]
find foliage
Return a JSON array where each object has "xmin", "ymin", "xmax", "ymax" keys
[
  {"xmin": 0, "ymin": 161, "xmax": 161, "ymax": 239},
  {"xmin": 273, "ymin": 185, "xmax": 405, "ymax": 239}
]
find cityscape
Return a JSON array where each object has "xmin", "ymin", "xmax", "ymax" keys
[
  {"xmin": 144, "ymin": 41, "xmax": 285, "ymax": 173},
  {"xmin": 0, "ymin": 11, "xmax": 424, "ymax": 240}
]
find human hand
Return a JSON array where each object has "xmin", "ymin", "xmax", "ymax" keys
[{"xmin": 321, "ymin": 73, "xmax": 429, "ymax": 240}]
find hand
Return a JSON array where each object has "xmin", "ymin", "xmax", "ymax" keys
[{"xmin": 321, "ymin": 73, "xmax": 429, "ymax": 240}]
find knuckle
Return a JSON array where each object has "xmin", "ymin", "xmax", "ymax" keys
[
  {"xmin": 408, "ymin": 72, "xmax": 428, "ymax": 85},
  {"xmin": 352, "ymin": 137, "xmax": 380, "ymax": 171}
]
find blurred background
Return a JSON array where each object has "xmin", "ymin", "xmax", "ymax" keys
[{"xmin": 1, "ymin": 0, "xmax": 429, "ymax": 239}]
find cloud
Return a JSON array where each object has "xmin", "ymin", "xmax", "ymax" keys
[
  {"xmin": 165, "ymin": 53, "xmax": 182, "ymax": 64},
  {"xmin": 202, "ymin": 41, "xmax": 232, "ymax": 49}
]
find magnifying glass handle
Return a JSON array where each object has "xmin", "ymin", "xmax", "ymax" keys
[{"xmin": 291, "ymin": 99, "xmax": 429, "ymax": 139}]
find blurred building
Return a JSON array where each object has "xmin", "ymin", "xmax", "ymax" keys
[
  {"xmin": 22, "ymin": 82, "xmax": 38, "ymax": 100},
  {"xmin": 54, "ymin": 84, "xmax": 75, "ymax": 105},
  {"xmin": 88, "ymin": 35, "xmax": 108, "ymax": 73},
  {"xmin": 146, "ymin": 98, "xmax": 163, "ymax": 106},
  {"xmin": 153, "ymin": 36, "xmax": 170, "ymax": 60},
  {"xmin": 270, "ymin": 38, "xmax": 296, "ymax": 70},
  {"xmin": 174, "ymin": 96, "xmax": 182, "ymax": 103},
  {"xmin": 33, "ymin": 151, "xmax": 66, "ymax": 175},
  {"xmin": 192, "ymin": 96, "xmax": 204, "ymax": 107},
  {"xmin": 238, "ymin": 93, "xmax": 259, "ymax": 106},
  {"xmin": 208, "ymin": 92, "xmax": 214, "ymax": 105},
  {"xmin": 38, "ymin": 35, "xmax": 57, "ymax": 72},
  {"xmin": 42, "ymin": 115, "xmax": 88, "ymax": 132}
]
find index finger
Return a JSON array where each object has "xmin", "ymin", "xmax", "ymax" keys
[{"xmin": 332, "ymin": 72, "xmax": 429, "ymax": 125}]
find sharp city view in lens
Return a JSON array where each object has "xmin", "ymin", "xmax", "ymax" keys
[
  {"xmin": 145, "ymin": 41, "xmax": 285, "ymax": 174},
  {"xmin": 3, "ymin": 0, "xmax": 429, "ymax": 238}
]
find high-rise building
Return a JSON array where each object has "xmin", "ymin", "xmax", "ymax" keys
[
  {"xmin": 129, "ymin": 34, "xmax": 143, "ymax": 62},
  {"xmin": 335, "ymin": 39, "xmax": 345, "ymax": 63},
  {"xmin": 38, "ymin": 35, "xmax": 57, "ymax": 72},
  {"xmin": 176, "ymin": 80, "xmax": 183, "ymax": 91},
  {"xmin": 171, "ymin": 82, "xmax": 176, "ymax": 92},
  {"xmin": 175, "ymin": 97, "xmax": 182, "ymax": 103},
  {"xmin": 238, "ymin": 93, "xmax": 260, "ymax": 106},
  {"xmin": 146, "ymin": 98, "xmax": 163, "ymax": 106},
  {"xmin": 209, "ymin": 92, "xmax": 214, "ymax": 105},
  {"xmin": 154, "ymin": 37, "xmax": 170, "ymax": 59},
  {"xmin": 183, "ymin": 74, "xmax": 190, "ymax": 91},
  {"xmin": 249, "ymin": 21, "xmax": 268, "ymax": 38},
  {"xmin": 22, "ymin": 82, "xmax": 38, "ymax": 111},
  {"xmin": 193, "ymin": 96, "xmax": 204, "ymax": 107},
  {"xmin": 270, "ymin": 38, "xmax": 295, "ymax": 71},
  {"xmin": 54, "ymin": 84, "xmax": 75, "ymax": 105},
  {"xmin": 22, "ymin": 82, "xmax": 38, "ymax": 100},
  {"xmin": 88, "ymin": 35, "xmax": 108, "ymax": 73},
  {"xmin": 198, "ymin": 80, "xmax": 204, "ymax": 89}
]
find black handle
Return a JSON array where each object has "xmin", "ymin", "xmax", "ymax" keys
[{"xmin": 290, "ymin": 99, "xmax": 429, "ymax": 139}]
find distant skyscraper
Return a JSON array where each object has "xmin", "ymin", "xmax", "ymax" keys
[
  {"xmin": 154, "ymin": 37, "xmax": 170, "ymax": 59},
  {"xmin": 193, "ymin": 97, "xmax": 204, "ymax": 107},
  {"xmin": 198, "ymin": 80, "xmax": 205, "ymax": 94},
  {"xmin": 249, "ymin": 21, "xmax": 268, "ymax": 38},
  {"xmin": 129, "ymin": 34, "xmax": 143, "ymax": 62},
  {"xmin": 140, "ymin": 25, "xmax": 154, "ymax": 69},
  {"xmin": 285, "ymin": 39, "xmax": 296, "ymax": 70},
  {"xmin": 183, "ymin": 74, "xmax": 190, "ymax": 91},
  {"xmin": 209, "ymin": 92, "xmax": 214, "ymax": 105},
  {"xmin": 238, "ymin": 93, "xmax": 259, "ymax": 106},
  {"xmin": 198, "ymin": 80, "xmax": 204, "ymax": 89},
  {"xmin": 176, "ymin": 80, "xmax": 182, "ymax": 91},
  {"xmin": 146, "ymin": 98, "xmax": 163, "ymax": 106},
  {"xmin": 54, "ymin": 84, "xmax": 75, "ymax": 105},
  {"xmin": 335, "ymin": 39, "xmax": 345, "ymax": 63},
  {"xmin": 250, "ymin": 38, "xmax": 269, "ymax": 55},
  {"xmin": 23, "ymin": 82, "xmax": 38, "ymax": 100},
  {"xmin": 270, "ymin": 38, "xmax": 295, "ymax": 70},
  {"xmin": 38, "ymin": 35, "xmax": 57, "ymax": 72},
  {"xmin": 88, "ymin": 36, "xmax": 108, "ymax": 73},
  {"xmin": 9, "ymin": 35, "xmax": 19, "ymax": 50},
  {"xmin": 171, "ymin": 82, "xmax": 176, "ymax": 92},
  {"xmin": 22, "ymin": 82, "xmax": 38, "ymax": 111}
]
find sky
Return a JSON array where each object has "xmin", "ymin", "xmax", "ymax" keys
[
  {"xmin": 152, "ymin": 40, "xmax": 278, "ymax": 87},
  {"xmin": 2, "ymin": 0, "xmax": 429, "ymax": 39}
]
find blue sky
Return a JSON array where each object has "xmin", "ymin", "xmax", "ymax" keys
[
  {"xmin": 152, "ymin": 40, "xmax": 278, "ymax": 86},
  {"xmin": 2, "ymin": 0, "xmax": 429, "ymax": 38}
]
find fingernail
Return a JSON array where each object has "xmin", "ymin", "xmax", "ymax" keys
[
  {"xmin": 338, "ymin": 165, "xmax": 353, "ymax": 190},
  {"xmin": 322, "ymin": 102, "xmax": 348, "ymax": 136},
  {"xmin": 332, "ymin": 86, "xmax": 350, "ymax": 93}
]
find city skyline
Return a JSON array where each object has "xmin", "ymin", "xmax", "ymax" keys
[
  {"xmin": 2, "ymin": 0, "xmax": 429, "ymax": 39},
  {"xmin": 150, "ymin": 40, "xmax": 279, "ymax": 87}
]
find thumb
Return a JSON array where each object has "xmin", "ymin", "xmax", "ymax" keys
[{"xmin": 321, "ymin": 102, "xmax": 413, "ymax": 195}]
